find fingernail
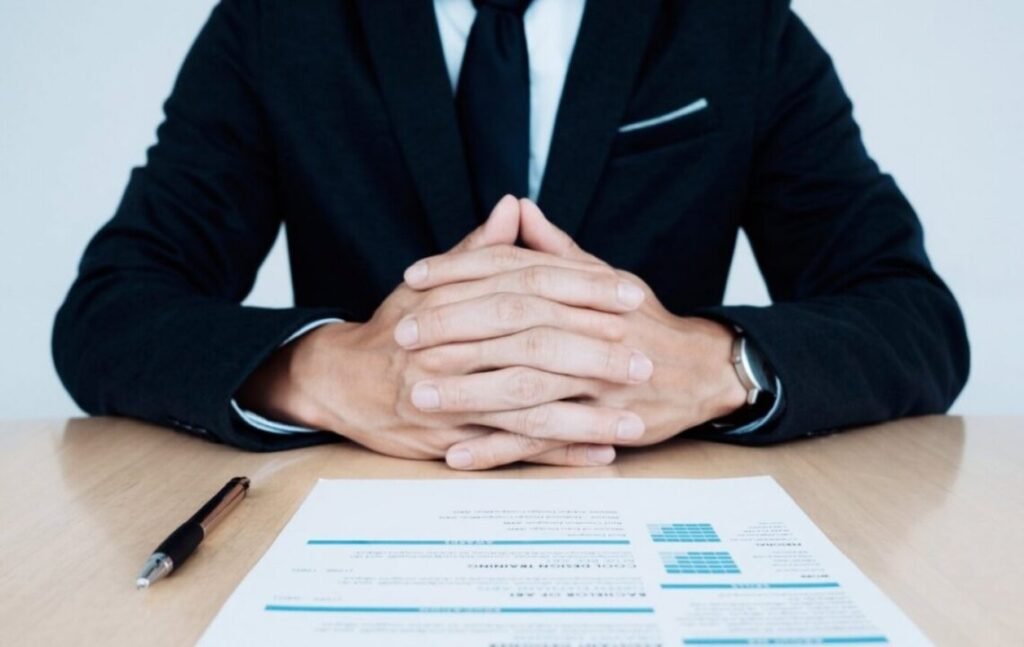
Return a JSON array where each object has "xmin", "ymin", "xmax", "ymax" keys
[
  {"xmin": 628, "ymin": 352, "xmax": 654, "ymax": 382},
  {"xmin": 587, "ymin": 446, "xmax": 616, "ymax": 465},
  {"xmin": 616, "ymin": 417, "xmax": 645, "ymax": 440},
  {"xmin": 411, "ymin": 383, "xmax": 441, "ymax": 410},
  {"xmin": 617, "ymin": 282, "xmax": 645, "ymax": 308},
  {"xmin": 404, "ymin": 261, "xmax": 428, "ymax": 285},
  {"xmin": 447, "ymin": 448, "xmax": 473, "ymax": 468},
  {"xmin": 394, "ymin": 317, "xmax": 419, "ymax": 346}
]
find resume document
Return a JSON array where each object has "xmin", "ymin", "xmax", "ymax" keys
[{"xmin": 200, "ymin": 478, "xmax": 929, "ymax": 646}]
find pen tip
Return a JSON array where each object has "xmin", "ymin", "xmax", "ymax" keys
[{"xmin": 136, "ymin": 578, "xmax": 150, "ymax": 590}]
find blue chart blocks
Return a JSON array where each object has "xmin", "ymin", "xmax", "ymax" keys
[
  {"xmin": 661, "ymin": 551, "xmax": 740, "ymax": 575},
  {"xmin": 648, "ymin": 523, "xmax": 721, "ymax": 543}
]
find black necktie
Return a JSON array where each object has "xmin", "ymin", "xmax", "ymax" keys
[{"xmin": 456, "ymin": 0, "xmax": 533, "ymax": 216}]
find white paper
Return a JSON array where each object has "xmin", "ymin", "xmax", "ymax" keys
[{"xmin": 200, "ymin": 477, "xmax": 930, "ymax": 646}]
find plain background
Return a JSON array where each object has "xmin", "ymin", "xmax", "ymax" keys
[{"xmin": 1, "ymin": 1, "xmax": 1021, "ymax": 421}]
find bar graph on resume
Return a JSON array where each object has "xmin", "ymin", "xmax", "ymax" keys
[{"xmin": 199, "ymin": 478, "xmax": 930, "ymax": 646}]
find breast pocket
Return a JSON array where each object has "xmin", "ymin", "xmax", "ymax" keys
[{"xmin": 611, "ymin": 97, "xmax": 719, "ymax": 159}]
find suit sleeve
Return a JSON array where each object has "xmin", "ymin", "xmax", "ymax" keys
[
  {"xmin": 52, "ymin": 0, "xmax": 345, "ymax": 451},
  {"xmin": 693, "ymin": 5, "xmax": 969, "ymax": 445}
]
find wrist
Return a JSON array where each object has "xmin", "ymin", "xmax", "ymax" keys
[
  {"xmin": 681, "ymin": 317, "xmax": 748, "ymax": 422},
  {"xmin": 236, "ymin": 321, "xmax": 358, "ymax": 431}
]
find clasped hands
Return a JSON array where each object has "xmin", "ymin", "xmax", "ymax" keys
[{"xmin": 238, "ymin": 196, "xmax": 746, "ymax": 470}]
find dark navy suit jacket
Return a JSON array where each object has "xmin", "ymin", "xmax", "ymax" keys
[{"xmin": 53, "ymin": 0, "xmax": 970, "ymax": 451}]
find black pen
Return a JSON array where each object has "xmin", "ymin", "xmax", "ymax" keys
[{"xmin": 136, "ymin": 476, "xmax": 250, "ymax": 589}]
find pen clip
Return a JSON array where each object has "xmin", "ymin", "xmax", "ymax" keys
[{"xmin": 193, "ymin": 476, "xmax": 250, "ymax": 534}]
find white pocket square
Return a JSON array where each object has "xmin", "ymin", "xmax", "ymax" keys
[{"xmin": 618, "ymin": 97, "xmax": 709, "ymax": 133}]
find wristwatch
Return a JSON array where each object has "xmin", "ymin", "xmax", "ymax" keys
[{"xmin": 731, "ymin": 334, "xmax": 773, "ymax": 406}]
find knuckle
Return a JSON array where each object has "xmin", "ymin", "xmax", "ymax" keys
[
  {"xmin": 419, "ymin": 341, "xmax": 475, "ymax": 374},
  {"xmin": 601, "ymin": 314, "xmax": 627, "ymax": 340},
  {"xmin": 415, "ymin": 347, "xmax": 449, "ymax": 373},
  {"xmin": 427, "ymin": 432, "xmax": 457, "ymax": 455},
  {"xmin": 512, "ymin": 430, "xmax": 546, "ymax": 455},
  {"xmin": 392, "ymin": 387, "xmax": 415, "ymax": 421},
  {"xmin": 508, "ymin": 369, "xmax": 546, "ymax": 405},
  {"xmin": 603, "ymin": 343, "xmax": 619, "ymax": 376},
  {"xmin": 601, "ymin": 411, "xmax": 623, "ymax": 441},
  {"xmin": 523, "ymin": 328, "xmax": 552, "ymax": 361},
  {"xmin": 446, "ymin": 383, "xmax": 473, "ymax": 410},
  {"xmin": 616, "ymin": 269, "xmax": 642, "ymax": 283},
  {"xmin": 420, "ymin": 285, "xmax": 453, "ymax": 309},
  {"xmin": 491, "ymin": 244, "xmax": 521, "ymax": 267},
  {"xmin": 471, "ymin": 337, "xmax": 488, "ymax": 369},
  {"xmin": 393, "ymin": 283, "xmax": 415, "ymax": 301},
  {"xmin": 581, "ymin": 307, "xmax": 626, "ymax": 337},
  {"xmin": 424, "ymin": 307, "xmax": 450, "ymax": 340},
  {"xmin": 419, "ymin": 292, "xmax": 441, "ymax": 309},
  {"xmin": 563, "ymin": 444, "xmax": 591, "ymax": 466},
  {"xmin": 520, "ymin": 405, "xmax": 554, "ymax": 436},
  {"xmin": 493, "ymin": 293, "xmax": 528, "ymax": 325},
  {"xmin": 471, "ymin": 443, "xmax": 500, "ymax": 469},
  {"xmin": 598, "ymin": 273, "xmax": 621, "ymax": 299},
  {"xmin": 521, "ymin": 265, "xmax": 548, "ymax": 293},
  {"xmin": 602, "ymin": 343, "xmax": 630, "ymax": 380},
  {"xmin": 584, "ymin": 269, "xmax": 608, "ymax": 289}
]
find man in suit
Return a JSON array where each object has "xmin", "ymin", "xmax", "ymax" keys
[{"xmin": 53, "ymin": 0, "xmax": 969, "ymax": 470}]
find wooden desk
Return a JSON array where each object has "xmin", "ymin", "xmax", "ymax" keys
[{"xmin": 1, "ymin": 416, "xmax": 1021, "ymax": 645}]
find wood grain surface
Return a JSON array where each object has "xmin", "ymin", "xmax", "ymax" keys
[{"xmin": 1, "ymin": 416, "xmax": 1020, "ymax": 645}]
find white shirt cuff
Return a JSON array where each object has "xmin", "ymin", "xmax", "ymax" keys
[
  {"xmin": 716, "ymin": 376, "xmax": 785, "ymax": 436},
  {"xmin": 232, "ymin": 317, "xmax": 343, "ymax": 435}
]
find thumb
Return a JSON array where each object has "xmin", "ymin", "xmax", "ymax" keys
[
  {"xmin": 518, "ymin": 198, "xmax": 599, "ymax": 263},
  {"xmin": 451, "ymin": 194, "xmax": 520, "ymax": 252}
]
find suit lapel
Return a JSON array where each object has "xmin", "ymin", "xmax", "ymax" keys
[
  {"xmin": 357, "ymin": 0, "xmax": 476, "ymax": 251},
  {"xmin": 537, "ymin": 0, "xmax": 661, "ymax": 237}
]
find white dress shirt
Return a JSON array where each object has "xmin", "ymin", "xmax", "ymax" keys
[
  {"xmin": 236, "ymin": 0, "xmax": 587, "ymax": 434},
  {"xmin": 434, "ymin": 0, "xmax": 587, "ymax": 200}
]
